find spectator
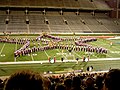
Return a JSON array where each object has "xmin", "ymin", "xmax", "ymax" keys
[
  {"xmin": 4, "ymin": 70, "xmax": 50, "ymax": 90},
  {"xmin": 71, "ymin": 76, "xmax": 83, "ymax": 90},
  {"xmin": 95, "ymin": 76, "xmax": 104, "ymax": 90},
  {"xmin": 0, "ymin": 78, "xmax": 4, "ymax": 89},
  {"xmin": 84, "ymin": 77, "xmax": 97, "ymax": 90},
  {"xmin": 43, "ymin": 77, "xmax": 51, "ymax": 90},
  {"xmin": 64, "ymin": 78, "xmax": 72, "ymax": 90},
  {"xmin": 55, "ymin": 84, "xmax": 66, "ymax": 90},
  {"xmin": 104, "ymin": 69, "xmax": 120, "ymax": 90},
  {"xmin": 50, "ymin": 77, "xmax": 60, "ymax": 90}
]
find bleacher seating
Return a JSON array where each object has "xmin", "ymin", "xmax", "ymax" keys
[
  {"xmin": 64, "ymin": 16, "xmax": 83, "ymax": 25},
  {"xmin": 6, "ymin": 15, "xmax": 27, "ymax": 33},
  {"xmin": 78, "ymin": 0, "xmax": 95, "ymax": 9},
  {"xmin": 69, "ymin": 25, "xmax": 90, "ymax": 33},
  {"xmin": 28, "ymin": 15, "xmax": 45, "ymax": 25},
  {"xmin": 46, "ymin": 16, "xmax": 65, "ymax": 25},
  {"xmin": 93, "ymin": 0, "xmax": 111, "ymax": 10},
  {"xmin": 0, "ymin": 0, "xmax": 119, "ymax": 34},
  {"xmin": 0, "ymin": 0, "xmax": 111, "ymax": 10},
  {"xmin": 0, "ymin": 11, "xmax": 120, "ymax": 34},
  {"xmin": 0, "ymin": 15, "xmax": 7, "ymax": 32},
  {"xmin": 105, "ymin": 25, "xmax": 120, "ymax": 33},
  {"xmin": 29, "ymin": 24, "xmax": 49, "ymax": 33},
  {"xmin": 87, "ymin": 25, "xmax": 111, "ymax": 33},
  {"xmin": 49, "ymin": 25, "xmax": 70, "ymax": 33}
]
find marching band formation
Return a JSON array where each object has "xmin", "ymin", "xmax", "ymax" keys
[{"xmin": 0, "ymin": 34, "xmax": 107, "ymax": 58}]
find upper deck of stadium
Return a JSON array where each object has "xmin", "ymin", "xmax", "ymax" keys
[
  {"xmin": 0, "ymin": 0, "xmax": 120, "ymax": 34},
  {"xmin": 0, "ymin": 0, "xmax": 112, "ymax": 10}
]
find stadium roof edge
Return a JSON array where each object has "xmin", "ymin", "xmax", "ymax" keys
[{"xmin": 0, "ymin": 6, "xmax": 113, "ymax": 11}]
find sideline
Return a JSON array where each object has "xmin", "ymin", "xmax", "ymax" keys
[
  {"xmin": 0, "ymin": 57, "xmax": 120, "ymax": 65},
  {"xmin": 0, "ymin": 44, "xmax": 5, "ymax": 55}
]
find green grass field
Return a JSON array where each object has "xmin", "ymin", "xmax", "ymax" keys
[{"xmin": 0, "ymin": 34, "xmax": 120, "ymax": 76}]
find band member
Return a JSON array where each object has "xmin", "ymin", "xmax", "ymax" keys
[
  {"xmin": 83, "ymin": 56, "xmax": 86, "ymax": 62},
  {"xmin": 110, "ymin": 42, "xmax": 113, "ymax": 46}
]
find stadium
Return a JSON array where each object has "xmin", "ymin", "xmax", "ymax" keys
[{"xmin": 0, "ymin": 0, "xmax": 120, "ymax": 89}]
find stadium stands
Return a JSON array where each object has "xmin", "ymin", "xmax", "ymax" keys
[
  {"xmin": 0, "ymin": 10, "xmax": 120, "ymax": 34},
  {"xmin": 0, "ymin": 0, "xmax": 119, "ymax": 34},
  {"xmin": 0, "ymin": 12, "xmax": 7, "ymax": 32},
  {"xmin": 0, "ymin": 0, "xmax": 111, "ymax": 10},
  {"xmin": 7, "ymin": 15, "xmax": 27, "ymax": 33},
  {"xmin": 1, "ymin": 69, "xmax": 120, "ymax": 90},
  {"xmin": 0, "ymin": 11, "xmax": 120, "ymax": 34}
]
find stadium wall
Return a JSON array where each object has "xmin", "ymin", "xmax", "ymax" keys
[{"xmin": 106, "ymin": 0, "xmax": 120, "ymax": 18}]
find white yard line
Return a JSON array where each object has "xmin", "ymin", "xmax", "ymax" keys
[
  {"xmin": 44, "ymin": 50, "xmax": 49, "ymax": 57},
  {"xmin": 73, "ymin": 51, "xmax": 82, "ymax": 58},
  {"xmin": 14, "ymin": 57, "xmax": 16, "ymax": 62},
  {"xmin": 0, "ymin": 44, "xmax": 5, "ymax": 55},
  {"xmin": 97, "ymin": 40, "xmax": 120, "ymax": 57},
  {"xmin": 56, "ymin": 49, "xmax": 67, "ymax": 60},
  {"xmin": 101, "ymin": 39, "xmax": 120, "ymax": 51},
  {"xmin": 91, "ymin": 41, "xmax": 112, "ymax": 58},
  {"xmin": 0, "ymin": 58, "xmax": 120, "ymax": 65},
  {"xmin": 110, "ymin": 44, "xmax": 120, "ymax": 51},
  {"xmin": 31, "ymin": 54, "xmax": 34, "ymax": 61},
  {"xmin": 67, "ymin": 39, "xmax": 82, "ymax": 59},
  {"xmin": 39, "ymin": 42, "xmax": 49, "ymax": 58}
]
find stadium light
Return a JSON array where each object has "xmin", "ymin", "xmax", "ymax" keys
[
  {"xmin": 5, "ymin": 18, "xmax": 9, "ymax": 24},
  {"xmin": 43, "ymin": 9, "xmax": 46, "ymax": 15},
  {"xmin": 60, "ymin": 10, "xmax": 63, "ymax": 15},
  {"xmin": 64, "ymin": 20, "xmax": 68, "ymax": 24},
  {"xmin": 26, "ymin": 19, "xmax": 29, "ymax": 24},
  {"xmin": 25, "ymin": 9, "xmax": 28, "ymax": 14},
  {"xmin": 6, "ymin": 9, "xmax": 10, "ymax": 14}
]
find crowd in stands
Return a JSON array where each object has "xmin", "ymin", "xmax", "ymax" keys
[{"xmin": 0, "ymin": 68, "xmax": 120, "ymax": 90}]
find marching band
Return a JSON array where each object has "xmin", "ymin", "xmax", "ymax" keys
[{"xmin": 0, "ymin": 34, "xmax": 107, "ymax": 58}]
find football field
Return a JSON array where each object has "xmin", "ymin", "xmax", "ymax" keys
[{"xmin": 0, "ymin": 34, "xmax": 120, "ymax": 76}]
